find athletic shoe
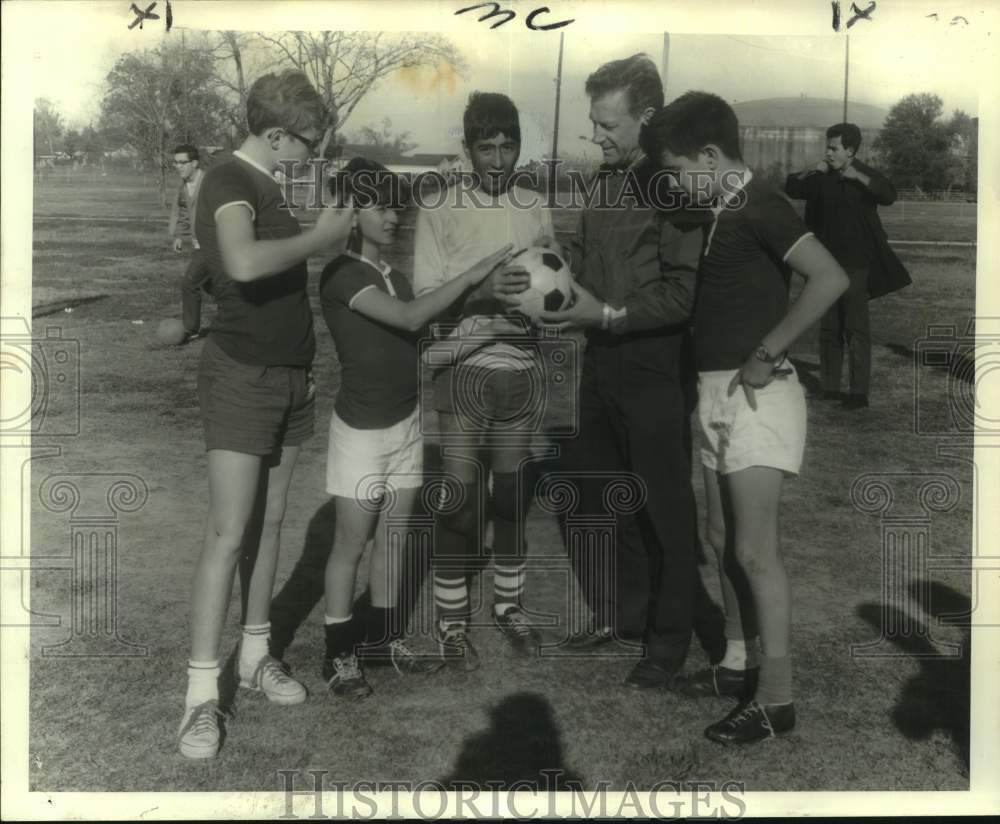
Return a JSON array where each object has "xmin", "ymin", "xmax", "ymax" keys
[
  {"xmin": 434, "ymin": 623, "xmax": 481, "ymax": 672},
  {"xmin": 177, "ymin": 699, "xmax": 224, "ymax": 760},
  {"xmin": 674, "ymin": 665, "xmax": 759, "ymax": 700},
  {"xmin": 361, "ymin": 639, "xmax": 445, "ymax": 675},
  {"xmin": 239, "ymin": 654, "xmax": 307, "ymax": 705},
  {"xmin": 322, "ymin": 653, "xmax": 373, "ymax": 698},
  {"xmin": 566, "ymin": 623, "xmax": 615, "ymax": 650},
  {"xmin": 704, "ymin": 700, "xmax": 796, "ymax": 745},
  {"xmin": 494, "ymin": 606, "xmax": 541, "ymax": 655},
  {"xmin": 624, "ymin": 657, "xmax": 678, "ymax": 690}
]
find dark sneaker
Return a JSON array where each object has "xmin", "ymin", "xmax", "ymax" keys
[
  {"xmin": 434, "ymin": 623, "xmax": 481, "ymax": 672},
  {"xmin": 674, "ymin": 665, "xmax": 759, "ymax": 700},
  {"xmin": 322, "ymin": 653, "xmax": 373, "ymax": 699},
  {"xmin": 566, "ymin": 623, "xmax": 615, "ymax": 650},
  {"xmin": 494, "ymin": 606, "xmax": 541, "ymax": 655},
  {"xmin": 704, "ymin": 700, "xmax": 796, "ymax": 745},
  {"xmin": 624, "ymin": 657, "xmax": 678, "ymax": 690},
  {"xmin": 841, "ymin": 393, "xmax": 869, "ymax": 410},
  {"xmin": 361, "ymin": 639, "xmax": 445, "ymax": 675}
]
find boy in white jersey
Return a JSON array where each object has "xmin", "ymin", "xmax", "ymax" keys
[{"xmin": 413, "ymin": 92, "xmax": 553, "ymax": 666}]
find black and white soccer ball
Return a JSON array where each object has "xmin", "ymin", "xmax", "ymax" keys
[{"xmin": 509, "ymin": 246, "xmax": 572, "ymax": 321}]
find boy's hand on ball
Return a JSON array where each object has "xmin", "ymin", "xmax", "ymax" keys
[
  {"xmin": 537, "ymin": 280, "xmax": 600, "ymax": 330},
  {"xmin": 464, "ymin": 244, "xmax": 515, "ymax": 285}
]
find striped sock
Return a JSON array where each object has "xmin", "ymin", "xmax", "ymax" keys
[
  {"xmin": 185, "ymin": 660, "xmax": 220, "ymax": 708},
  {"xmin": 493, "ymin": 561, "xmax": 526, "ymax": 616},
  {"xmin": 239, "ymin": 622, "xmax": 271, "ymax": 676},
  {"xmin": 433, "ymin": 574, "xmax": 468, "ymax": 627}
]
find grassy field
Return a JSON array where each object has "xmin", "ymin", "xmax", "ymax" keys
[{"xmin": 26, "ymin": 175, "xmax": 975, "ymax": 792}]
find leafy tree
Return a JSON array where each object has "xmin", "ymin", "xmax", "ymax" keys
[
  {"xmin": 873, "ymin": 93, "xmax": 972, "ymax": 193},
  {"xmin": 354, "ymin": 117, "xmax": 417, "ymax": 155},
  {"xmin": 33, "ymin": 98, "xmax": 64, "ymax": 159}
]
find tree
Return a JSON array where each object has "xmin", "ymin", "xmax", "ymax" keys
[
  {"xmin": 98, "ymin": 37, "xmax": 228, "ymax": 199},
  {"xmin": 255, "ymin": 31, "xmax": 467, "ymax": 132},
  {"xmin": 354, "ymin": 117, "xmax": 417, "ymax": 155},
  {"xmin": 33, "ymin": 98, "xmax": 64, "ymax": 160},
  {"xmin": 873, "ymin": 93, "xmax": 966, "ymax": 192},
  {"xmin": 946, "ymin": 110, "xmax": 977, "ymax": 194}
]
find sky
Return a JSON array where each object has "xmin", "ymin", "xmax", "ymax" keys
[{"xmin": 24, "ymin": 1, "xmax": 987, "ymax": 163}]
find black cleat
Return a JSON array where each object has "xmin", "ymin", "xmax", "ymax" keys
[
  {"xmin": 674, "ymin": 665, "xmax": 759, "ymax": 700},
  {"xmin": 360, "ymin": 639, "xmax": 444, "ymax": 675},
  {"xmin": 434, "ymin": 623, "xmax": 481, "ymax": 672},
  {"xmin": 494, "ymin": 606, "xmax": 541, "ymax": 655},
  {"xmin": 704, "ymin": 700, "xmax": 796, "ymax": 745},
  {"xmin": 322, "ymin": 653, "xmax": 372, "ymax": 699},
  {"xmin": 624, "ymin": 657, "xmax": 678, "ymax": 690},
  {"xmin": 566, "ymin": 623, "xmax": 615, "ymax": 650}
]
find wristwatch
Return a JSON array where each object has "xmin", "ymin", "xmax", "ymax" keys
[{"xmin": 753, "ymin": 344, "xmax": 781, "ymax": 364}]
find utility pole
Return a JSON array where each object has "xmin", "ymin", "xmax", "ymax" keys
[
  {"xmin": 842, "ymin": 35, "xmax": 849, "ymax": 122},
  {"xmin": 662, "ymin": 33, "xmax": 670, "ymax": 98},
  {"xmin": 551, "ymin": 31, "xmax": 565, "ymax": 164}
]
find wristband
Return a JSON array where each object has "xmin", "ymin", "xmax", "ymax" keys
[{"xmin": 601, "ymin": 303, "xmax": 611, "ymax": 331}]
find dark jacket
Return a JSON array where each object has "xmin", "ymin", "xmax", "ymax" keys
[{"xmin": 785, "ymin": 159, "xmax": 910, "ymax": 299}]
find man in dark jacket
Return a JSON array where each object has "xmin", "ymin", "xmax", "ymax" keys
[{"xmin": 786, "ymin": 123, "xmax": 910, "ymax": 409}]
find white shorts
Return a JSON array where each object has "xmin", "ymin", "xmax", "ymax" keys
[
  {"xmin": 698, "ymin": 366, "xmax": 807, "ymax": 476},
  {"xmin": 326, "ymin": 409, "xmax": 424, "ymax": 500}
]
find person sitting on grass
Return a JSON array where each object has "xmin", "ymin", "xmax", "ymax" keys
[
  {"xmin": 640, "ymin": 91, "xmax": 849, "ymax": 745},
  {"xmin": 318, "ymin": 157, "xmax": 514, "ymax": 698},
  {"xmin": 178, "ymin": 69, "xmax": 352, "ymax": 760}
]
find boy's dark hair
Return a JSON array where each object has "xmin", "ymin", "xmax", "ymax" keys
[
  {"xmin": 328, "ymin": 156, "xmax": 410, "ymax": 211},
  {"xmin": 640, "ymin": 91, "xmax": 743, "ymax": 161},
  {"xmin": 463, "ymin": 92, "xmax": 521, "ymax": 147},
  {"xmin": 826, "ymin": 122, "xmax": 862, "ymax": 155},
  {"xmin": 246, "ymin": 70, "xmax": 330, "ymax": 136},
  {"xmin": 173, "ymin": 144, "xmax": 199, "ymax": 162},
  {"xmin": 585, "ymin": 54, "xmax": 663, "ymax": 115}
]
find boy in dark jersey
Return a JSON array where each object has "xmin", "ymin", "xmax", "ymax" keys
[
  {"xmin": 640, "ymin": 92, "xmax": 848, "ymax": 745},
  {"xmin": 179, "ymin": 70, "xmax": 352, "ymax": 759},
  {"xmin": 317, "ymin": 158, "xmax": 513, "ymax": 697}
]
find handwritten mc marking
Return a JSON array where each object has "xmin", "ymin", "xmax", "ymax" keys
[{"xmin": 454, "ymin": 2, "xmax": 575, "ymax": 30}]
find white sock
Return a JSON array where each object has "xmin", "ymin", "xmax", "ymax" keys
[
  {"xmin": 324, "ymin": 614, "xmax": 352, "ymax": 624},
  {"xmin": 185, "ymin": 660, "xmax": 220, "ymax": 708},
  {"xmin": 494, "ymin": 601, "xmax": 517, "ymax": 617},
  {"xmin": 719, "ymin": 638, "xmax": 756, "ymax": 670},
  {"xmin": 239, "ymin": 622, "xmax": 271, "ymax": 674}
]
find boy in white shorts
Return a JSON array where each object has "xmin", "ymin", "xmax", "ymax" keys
[
  {"xmin": 641, "ymin": 92, "xmax": 849, "ymax": 745},
  {"xmin": 318, "ymin": 158, "xmax": 513, "ymax": 697}
]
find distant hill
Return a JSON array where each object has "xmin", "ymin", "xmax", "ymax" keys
[{"xmin": 732, "ymin": 97, "xmax": 889, "ymax": 129}]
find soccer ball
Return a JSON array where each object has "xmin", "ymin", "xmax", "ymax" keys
[
  {"xmin": 155, "ymin": 318, "xmax": 187, "ymax": 346},
  {"xmin": 508, "ymin": 246, "xmax": 572, "ymax": 321}
]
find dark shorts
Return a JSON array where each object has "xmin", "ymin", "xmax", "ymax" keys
[
  {"xmin": 432, "ymin": 363, "xmax": 543, "ymax": 434},
  {"xmin": 198, "ymin": 336, "xmax": 315, "ymax": 455}
]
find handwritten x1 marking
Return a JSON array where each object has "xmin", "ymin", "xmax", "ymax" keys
[
  {"xmin": 128, "ymin": 2, "xmax": 159, "ymax": 30},
  {"xmin": 846, "ymin": 1, "xmax": 876, "ymax": 28}
]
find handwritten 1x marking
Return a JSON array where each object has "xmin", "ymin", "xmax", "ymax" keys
[
  {"xmin": 455, "ymin": 2, "xmax": 574, "ymax": 31},
  {"xmin": 831, "ymin": 0, "xmax": 876, "ymax": 31}
]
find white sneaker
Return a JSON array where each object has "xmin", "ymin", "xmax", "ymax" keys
[
  {"xmin": 178, "ymin": 700, "xmax": 222, "ymax": 759},
  {"xmin": 239, "ymin": 654, "xmax": 307, "ymax": 705}
]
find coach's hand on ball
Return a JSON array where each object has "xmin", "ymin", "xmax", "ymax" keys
[
  {"xmin": 487, "ymin": 262, "xmax": 531, "ymax": 308},
  {"xmin": 537, "ymin": 280, "xmax": 601, "ymax": 330}
]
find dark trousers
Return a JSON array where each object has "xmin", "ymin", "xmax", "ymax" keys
[
  {"xmin": 560, "ymin": 338, "xmax": 702, "ymax": 665},
  {"xmin": 820, "ymin": 265, "xmax": 871, "ymax": 396},
  {"xmin": 181, "ymin": 249, "xmax": 212, "ymax": 335}
]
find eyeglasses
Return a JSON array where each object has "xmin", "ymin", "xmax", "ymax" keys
[
  {"xmin": 172, "ymin": 159, "xmax": 194, "ymax": 166},
  {"xmin": 285, "ymin": 128, "xmax": 323, "ymax": 154}
]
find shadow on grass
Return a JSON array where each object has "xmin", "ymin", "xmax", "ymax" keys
[
  {"xmin": 442, "ymin": 692, "xmax": 583, "ymax": 790},
  {"xmin": 856, "ymin": 580, "xmax": 970, "ymax": 771},
  {"xmin": 32, "ymin": 294, "xmax": 109, "ymax": 318}
]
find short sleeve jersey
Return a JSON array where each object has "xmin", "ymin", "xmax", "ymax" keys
[
  {"xmin": 194, "ymin": 152, "xmax": 315, "ymax": 367},
  {"xmin": 320, "ymin": 253, "xmax": 418, "ymax": 429},
  {"xmin": 694, "ymin": 178, "xmax": 812, "ymax": 372}
]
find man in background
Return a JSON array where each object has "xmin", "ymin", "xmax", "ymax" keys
[
  {"xmin": 169, "ymin": 143, "xmax": 211, "ymax": 343},
  {"xmin": 786, "ymin": 123, "xmax": 910, "ymax": 409}
]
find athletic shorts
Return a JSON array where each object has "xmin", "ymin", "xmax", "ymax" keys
[
  {"xmin": 198, "ymin": 336, "xmax": 315, "ymax": 456},
  {"xmin": 698, "ymin": 365, "xmax": 806, "ymax": 476},
  {"xmin": 432, "ymin": 364, "xmax": 543, "ymax": 433},
  {"xmin": 326, "ymin": 408, "xmax": 424, "ymax": 500}
]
